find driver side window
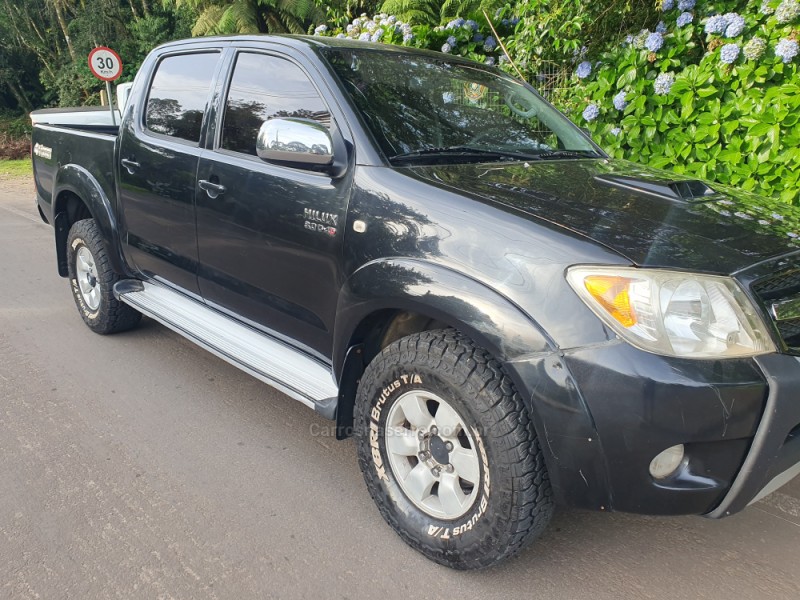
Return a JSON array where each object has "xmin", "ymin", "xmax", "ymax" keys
[{"xmin": 221, "ymin": 53, "xmax": 331, "ymax": 156}]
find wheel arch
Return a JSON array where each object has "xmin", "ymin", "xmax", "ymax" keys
[
  {"xmin": 52, "ymin": 164, "xmax": 126, "ymax": 277},
  {"xmin": 332, "ymin": 258, "xmax": 555, "ymax": 438}
]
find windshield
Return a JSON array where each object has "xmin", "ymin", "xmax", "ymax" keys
[{"xmin": 323, "ymin": 48, "xmax": 601, "ymax": 164}]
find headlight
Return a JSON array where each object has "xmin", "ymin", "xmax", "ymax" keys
[{"xmin": 566, "ymin": 266, "xmax": 776, "ymax": 358}]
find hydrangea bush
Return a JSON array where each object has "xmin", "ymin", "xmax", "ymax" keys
[
  {"xmin": 568, "ymin": 0, "xmax": 800, "ymax": 203},
  {"xmin": 313, "ymin": 2, "xmax": 798, "ymax": 204},
  {"xmin": 314, "ymin": 12, "xmax": 514, "ymax": 66}
]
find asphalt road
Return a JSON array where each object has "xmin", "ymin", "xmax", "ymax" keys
[{"xmin": 2, "ymin": 175, "xmax": 800, "ymax": 599}]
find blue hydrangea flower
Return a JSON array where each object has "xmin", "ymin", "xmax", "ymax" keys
[
  {"xmin": 445, "ymin": 18, "xmax": 465, "ymax": 30},
  {"xmin": 654, "ymin": 72, "xmax": 675, "ymax": 95},
  {"xmin": 403, "ymin": 33, "xmax": 414, "ymax": 43},
  {"xmin": 371, "ymin": 30, "xmax": 384, "ymax": 42},
  {"xmin": 611, "ymin": 127, "xmax": 622, "ymax": 136},
  {"xmin": 387, "ymin": 15, "xmax": 397, "ymax": 24},
  {"xmin": 358, "ymin": 32, "xmax": 370, "ymax": 41},
  {"xmin": 313, "ymin": 24, "xmax": 327, "ymax": 35},
  {"xmin": 485, "ymin": 56, "xmax": 496, "ymax": 66},
  {"xmin": 447, "ymin": 36, "xmax": 457, "ymax": 46},
  {"xmin": 442, "ymin": 91, "xmax": 455, "ymax": 103},
  {"xmin": 723, "ymin": 13, "xmax": 746, "ymax": 37},
  {"xmin": 441, "ymin": 42, "xmax": 452, "ymax": 53},
  {"xmin": 677, "ymin": 12, "xmax": 693, "ymax": 26},
  {"xmin": 776, "ymin": 0, "xmax": 800, "ymax": 23},
  {"xmin": 743, "ymin": 37, "xmax": 767, "ymax": 60},
  {"xmin": 775, "ymin": 38, "xmax": 799, "ymax": 63},
  {"xmin": 511, "ymin": 17, "xmax": 520, "ymax": 26},
  {"xmin": 473, "ymin": 33, "xmax": 484, "ymax": 43},
  {"xmin": 336, "ymin": 33, "xmax": 346, "ymax": 38},
  {"xmin": 705, "ymin": 14, "xmax": 727, "ymax": 34},
  {"xmin": 720, "ymin": 43, "xmax": 740, "ymax": 63},
  {"xmin": 761, "ymin": 1, "xmax": 776, "ymax": 14},
  {"xmin": 645, "ymin": 32, "xmax": 664, "ymax": 52},
  {"xmin": 656, "ymin": 21, "xmax": 667, "ymax": 33},
  {"xmin": 662, "ymin": 0, "xmax": 675, "ymax": 9},
  {"xmin": 678, "ymin": 0, "xmax": 695, "ymax": 9},
  {"xmin": 465, "ymin": 19, "xmax": 478, "ymax": 31},
  {"xmin": 582, "ymin": 104, "xmax": 600, "ymax": 122},
  {"xmin": 575, "ymin": 61, "xmax": 592, "ymax": 78},
  {"xmin": 483, "ymin": 36, "xmax": 497, "ymax": 51},
  {"xmin": 613, "ymin": 91, "xmax": 628, "ymax": 110}
]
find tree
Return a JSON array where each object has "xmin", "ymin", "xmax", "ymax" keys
[{"xmin": 170, "ymin": 0, "xmax": 324, "ymax": 34}]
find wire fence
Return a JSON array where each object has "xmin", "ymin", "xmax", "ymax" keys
[{"xmin": 530, "ymin": 62, "xmax": 571, "ymax": 102}]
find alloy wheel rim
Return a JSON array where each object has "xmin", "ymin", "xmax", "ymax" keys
[
  {"xmin": 385, "ymin": 390, "xmax": 481, "ymax": 520},
  {"xmin": 75, "ymin": 246, "xmax": 101, "ymax": 311}
]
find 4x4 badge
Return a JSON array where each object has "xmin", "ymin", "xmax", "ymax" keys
[{"xmin": 304, "ymin": 208, "xmax": 338, "ymax": 237}]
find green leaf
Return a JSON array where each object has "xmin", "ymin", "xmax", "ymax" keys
[
  {"xmin": 748, "ymin": 122, "xmax": 772, "ymax": 137},
  {"xmin": 617, "ymin": 66, "xmax": 637, "ymax": 88}
]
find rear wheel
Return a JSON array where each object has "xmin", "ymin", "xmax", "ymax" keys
[
  {"xmin": 355, "ymin": 329, "xmax": 553, "ymax": 570},
  {"xmin": 67, "ymin": 219, "xmax": 141, "ymax": 334}
]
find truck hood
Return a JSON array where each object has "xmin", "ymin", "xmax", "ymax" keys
[{"xmin": 406, "ymin": 159, "xmax": 800, "ymax": 274}]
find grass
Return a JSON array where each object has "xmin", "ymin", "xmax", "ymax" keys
[{"xmin": 0, "ymin": 159, "xmax": 32, "ymax": 179}]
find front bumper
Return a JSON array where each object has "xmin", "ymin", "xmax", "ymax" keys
[
  {"xmin": 508, "ymin": 341, "xmax": 800, "ymax": 516},
  {"xmin": 706, "ymin": 352, "xmax": 800, "ymax": 517}
]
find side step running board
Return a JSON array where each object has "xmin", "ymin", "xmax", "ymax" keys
[{"xmin": 114, "ymin": 280, "xmax": 338, "ymax": 418}]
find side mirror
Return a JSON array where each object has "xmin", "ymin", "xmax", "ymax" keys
[{"xmin": 256, "ymin": 118, "xmax": 333, "ymax": 166}]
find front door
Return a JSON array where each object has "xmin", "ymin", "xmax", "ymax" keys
[
  {"xmin": 195, "ymin": 50, "xmax": 350, "ymax": 358},
  {"xmin": 118, "ymin": 50, "xmax": 222, "ymax": 295}
]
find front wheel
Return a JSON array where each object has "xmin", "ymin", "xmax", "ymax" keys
[
  {"xmin": 67, "ymin": 219, "xmax": 141, "ymax": 334},
  {"xmin": 355, "ymin": 329, "xmax": 553, "ymax": 570}
]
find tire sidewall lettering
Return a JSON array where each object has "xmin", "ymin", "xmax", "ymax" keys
[
  {"xmin": 69, "ymin": 237, "xmax": 100, "ymax": 320},
  {"xmin": 368, "ymin": 369, "xmax": 492, "ymax": 540}
]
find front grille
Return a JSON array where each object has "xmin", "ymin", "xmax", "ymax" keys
[
  {"xmin": 751, "ymin": 263, "xmax": 800, "ymax": 352},
  {"xmin": 752, "ymin": 267, "xmax": 800, "ymax": 299}
]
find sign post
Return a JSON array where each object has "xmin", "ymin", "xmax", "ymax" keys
[{"xmin": 88, "ymin": 46, "xmax": 123, "ymax": 126}]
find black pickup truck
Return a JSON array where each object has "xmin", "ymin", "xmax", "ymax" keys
[{"xmin": 31, "ymin": 35, "xmax": 800, "ymax": 570}]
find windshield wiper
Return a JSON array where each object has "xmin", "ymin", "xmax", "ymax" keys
[
  {"xmin": 389, "ymin": 146, "xmax": 536, "ymax": 163},
  {"xmin": 529, "ymin": 149, "xmax": 601, "ymax": 160}
]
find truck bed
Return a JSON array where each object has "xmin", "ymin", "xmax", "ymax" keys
[{"xmin": 32, "ymin": 122, "xmax": 119, "ymax": 224}]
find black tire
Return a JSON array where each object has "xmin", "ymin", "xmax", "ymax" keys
[
  {"xmin": 67, "ymin": 219, "xmax": 141, "ymax": 334},
  {"xmin": 355, "ymin": 329, "xmax": 553, "ymax": 570}
]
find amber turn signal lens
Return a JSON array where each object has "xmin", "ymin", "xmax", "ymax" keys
[{"xmin": 583, "ymin": 276, "xmax": 638, "ymax": 328}]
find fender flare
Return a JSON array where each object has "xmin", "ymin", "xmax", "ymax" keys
[
  {"xmin": 333, "ymin": 258, "xmax": 555, "ymax": 375},
  {"xmin": 52, "ymin": 164, "xmax": 127, "ymax": 277}
]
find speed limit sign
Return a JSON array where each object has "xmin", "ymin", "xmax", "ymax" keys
[{"xmin": 88, "ymin": 46, "xmax": 123, "ymax": 81}]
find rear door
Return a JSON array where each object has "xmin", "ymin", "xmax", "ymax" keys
[
  {"xmin": 195, "ymin": 48, "xmax": 351, "ymax": 358},
  {"xmin": 118, "ymin": 50, "xmax": 222, "ymax": 295}
]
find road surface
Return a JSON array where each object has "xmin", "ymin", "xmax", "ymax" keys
[{"xmin": 1, "ymin": 175, "xmax": 799, "ymax": 599}]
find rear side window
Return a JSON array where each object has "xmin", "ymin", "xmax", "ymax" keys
[
  {"xmin": 221, "ymin": 53, "xmax": 330, "ymax": 156},
  {"xmin": 145, "ymin": 53, "xmax": 219, "ymax": 143}
]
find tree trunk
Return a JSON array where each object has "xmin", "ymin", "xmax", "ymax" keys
[
  {"xmin": 127, "ymin": 0, "xmax": 140, "ymax": 19},
  {"xmin": 51, "ymin": 0, "xmax": 76, "ymax": 61},
  {"xmin": 140, "ymin": 0, "xmax": 151, "ymax": 17},
  {"xmin": 6, "ymin": 80, "xmax": 33, "ymax": 113}
]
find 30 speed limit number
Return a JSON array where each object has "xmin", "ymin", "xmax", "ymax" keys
[{"xmin": 88, "ymin": 46, "xmax": 122, "ymax": 81}]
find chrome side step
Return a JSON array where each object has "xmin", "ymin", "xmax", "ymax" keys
[{"xmin": 114, "ymin": 280, "xmax": 338, "ymax": 418}]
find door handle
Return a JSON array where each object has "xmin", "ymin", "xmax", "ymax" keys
[
  {"xmin": 121, "ymin": 158, "xmax": 140, "ymax": 174},
  {"xmin": 199, "ymin": 179, "xmax": 227, "ymax": 199}
]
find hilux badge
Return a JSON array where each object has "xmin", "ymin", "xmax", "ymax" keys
[{"xmin": 304, "ymin": 208, "xmax": 338, "ymax": 236}]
